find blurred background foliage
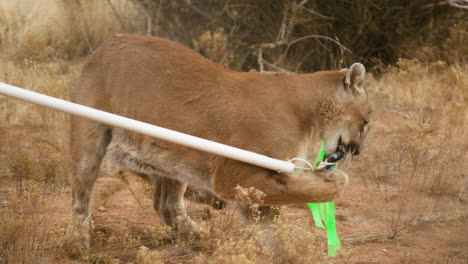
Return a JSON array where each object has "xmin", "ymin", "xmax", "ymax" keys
[
  {"xmin": 91, "ymin": 0, "xmax": 468, "ymax": 72},
  {"xmin": 1, "ymin": 0, "xmax": 466, "ymax": 73},
  {"xmin": 134, "ymin": 0, "xmax": 467, "ymax": 72}
]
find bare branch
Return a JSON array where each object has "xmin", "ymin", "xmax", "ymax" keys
[
  {"xmin": 260, "ymin": 58, "xmax": 297, "ymax": 74},
  {"xmin": 257, "ymin": 48, "xmax": 264, "ymax": 72},
  {"xmin": 276, "ymin": 5, "xmax": 289, "ymax": 41},
  {"xmin": 285, "ymin": 0, "xmax": 308, "ymax": 40},
  {"xmin": 252, "ymin": 34, "xmax": 351, "ymax": 71},
  {"xmin": 252, "ymin": 0, "xmax": 350, "ymax": 72},
  {"xmin": 295, "ymin": 49, "xmax": 317, "ymax": 72},
  {"xmin": 182, "ymin": 0, "xmax": 212, "ymax": 20},
  {"xmin": 299, "ymin": 6, "xmax": 335, "ymax": 19},
  {"xmin": 287, "ymin": 35, "xmax": 352, "ymax": 53},
  {"xmin": 260, "ymin": 58, "xmax": 285, "ymax": 72},
  {"xmin": 152, "ymin": 0, "xmax": 164, "ymax": 35},
  {"xmin": 251, "ymin": 40, "xmax": 289, "ymax": 49},
  {"xmin": 448, "ymin": 0, "xmax": 468, "ymax": 9},
  {"xmin": 421, "ymin": 0, "xmax": 468, "ymax": 9},
  {"xmin": 276, "ymin": 0, "xmax": 309, "ymax": 42},
  {"xmin": 106, "ymin": 0, "xmax": 124, "ymax": 27},
  {"xmin": 147, "ymin": 15, "xmax": 153, "ymax": 35},
  {"xmin": 143, "ymin": 9, "xmax": 152, "ymax": 35},
  {"xmin": 296, "ymin": 0, "xmax": 309, "ymax": 8},
  {"xmin": 80, "ymin": 22, "xmax": 93, "ymax": 53},
  {"xmin": 421, "ymin": 1, "xmax": 449, "ymax": 8},
  {"xmin": 277, "ymin": 35, "xmax": 350, "ymax": 65}
]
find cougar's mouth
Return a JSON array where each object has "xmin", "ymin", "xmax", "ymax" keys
[{"xmin": 336, "ymin": 136, "xmax": 360, "ymax": 156}]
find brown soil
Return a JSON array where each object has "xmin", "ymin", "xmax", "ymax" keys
[{"xmin": 33, "ymin": 169, "xmax": 466, "ymax": 264}]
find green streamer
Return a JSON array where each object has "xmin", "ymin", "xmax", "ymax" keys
[{"xmin": 307, "ymin": 141, "xmax": 341, "ymax": 257}]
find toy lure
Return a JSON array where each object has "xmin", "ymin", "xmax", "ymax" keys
[{"xmin": 307, "ymin": 141, "xmax": 344, "ymax": 257}]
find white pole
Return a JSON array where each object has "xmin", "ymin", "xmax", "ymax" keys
[{"xmin": 0, "ymin": 82, "xmax": 295, "ymax": 173}]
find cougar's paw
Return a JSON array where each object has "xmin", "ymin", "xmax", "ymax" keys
[
  {"xmin": 173, "ymin": 216, "xmax": 206, "ymax": 238},
  {"xmin": 315, "ymin": 169, "xmax": 349, "ymax": 196},
  {"xmin": 187, "ymin": 189, "xmax": 227, "ymax": 210},
  {"xmin": 63, "ymin": 218, "xmax": 91, "ymax": 259}
]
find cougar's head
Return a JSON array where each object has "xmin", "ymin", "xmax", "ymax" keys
[{"xmin": 320, "ymin": 63, "xmax": 372, "ymax": 156}]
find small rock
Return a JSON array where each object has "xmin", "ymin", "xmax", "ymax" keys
[
  {"xmin": 381, "ymin": 248, "xmax": 388, "ymax": 253},
  {"xmin": 98, "ymin": 206, "xmax": 107, "ymax": 212}
]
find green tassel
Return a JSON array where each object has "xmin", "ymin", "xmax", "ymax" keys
[{"xmin": 307, "ymin": 141, "xmax": 341, "ymax": 257}]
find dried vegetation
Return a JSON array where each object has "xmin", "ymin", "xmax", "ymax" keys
[{"xmin": 0, "ymin": 0, "xmax": 466, "ymax": 263}]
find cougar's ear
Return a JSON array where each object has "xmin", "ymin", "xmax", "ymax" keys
[{"xmin": 344, "ymin": 63, "xmax": 366, "ymax": 97}]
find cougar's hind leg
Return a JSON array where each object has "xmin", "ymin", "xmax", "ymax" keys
[
  {"xmin": 70, "ymin": 117, "xmax": 112, "ymax": 248},
  {"xmin": 151, "ymin": 176, "xmax": 202, "ymax": 234},
  {"xmin": 185, "ymin": 187, "xmax": 227, "ymax": 210}
]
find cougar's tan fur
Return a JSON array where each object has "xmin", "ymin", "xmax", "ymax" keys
[{"xmin": 70, "ymin": 34, "xmax": 371, "ymax": 245}]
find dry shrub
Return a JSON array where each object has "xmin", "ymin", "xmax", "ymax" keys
[
  {"xmin": 193, "ymin": 28, "xmax": 234, "ymax": 67},
  {"xmin": 352, "ymin": 60, "xmax": 467, "ymax": 238},
  {"xmin": 0, "ymin": 181, "xmax": 54, "ymax": 263},
  {"xmin": 0, "ymin": 0, "xmax": 144, "ymax": 61},
  {"xmin": 233, "ymin": 185, "xmax": 266, "ymax": 205},
  {"xmin": 130, "ymin": 0, "xmax": 225, "ymax": 45},
  {"xmin": 0, "ymin": 180, "xmax": 336, "ymax": 264},
  {"xmin": 192, "ymin": 226, "xmax": 262, "ymax": 264},
  {"xmin": 0, "ymin": 55, "xmax": 80, "ymax": 113},
  {"xmin": 136, "ymin": 213, "xmax": 345, "ymax": 264},
  {"xmin": 135, "ymin": 0, "xmax": 465, "ymax": 72},
  {"xmin": 0, "ymin": 48, "xmax": 73, "ymax": 263},
  {"xmin": 98, "ymin": 177, "xmax": 126, "ymax": 207},
  {"xmin": 2, "ymin": 132, "xmax": 67, "ymax": 185},
  {"xmin": 0, "ymin": 58, "xmax": 75, "ymax": 185},
  {"xmin": 134, "ymin": 246, "xmax": 164, "ymax": 264},
  {"xmin": 266, "ymin": 218, "xmax": 335, "ymax": 264},
  {"xmin": 371, "ymin": 59, "xmax": 467, "ymax": 110},
  {"xmin": 1, "ymin": 0, "xmax": 464, "ymax": 71},
  {"xmin": 99, "ymin": 200, "xmax": 346, "ymax": 264}
]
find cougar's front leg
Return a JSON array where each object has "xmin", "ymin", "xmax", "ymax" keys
[
  {"xmin": 70, "ymin": 120, "xmax": 113, "ymax": 250},
  {"xmin": 185, "ymin": 187, "xmax": 227, "ymax": 210},
  {"xmin": 152, "ymin": 176, "xmax": 202, "ymax": 234},
  {"xmin": 213, "ymin": 158, "xmax": 347, "ymax": 205}
]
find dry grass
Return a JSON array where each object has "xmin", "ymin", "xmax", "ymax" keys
[
  {"xmin": 0, "ymin": 0, "xmax": 467, "ymax": 263},
  {"xmin": 352, "ymin": 60, "xmax": 467, "ymax": 240},
  {"xmin": 363, "ymin": 60, "xmax": 467, "ymax": 198},
  {"xmin": 0, "ymin": 0, "xmax": 144, "ymax": 61}
]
